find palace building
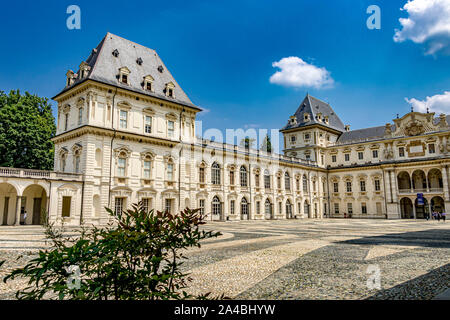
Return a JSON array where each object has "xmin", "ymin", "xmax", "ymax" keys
[{"xmin": 1, "ymin": 33, "xmax": 449, "ymax": 226}]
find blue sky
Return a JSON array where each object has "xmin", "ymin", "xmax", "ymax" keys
[{"xmin": 0, "ymin": 0, "xmax": 449, "ymax": 144}]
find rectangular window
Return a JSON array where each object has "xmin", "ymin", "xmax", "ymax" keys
[
  {"xmin": 75, "ymin": 156, "xmax": 80, "ymax": 174},
  {"xmin": 146, "ymin": 82, "xmax": 152, "ymax": 91},
  {"xmin": 347, "ymin": 203, "xmax": 353, "ymax": 214},
  {"xmin": 362, "ymin": 203, "xmax": 367, "ymax": 214},
  {"xmin": 121, "ymin": 74, "xmax": 128, "ymax": 84},
  {"xmin": 142, "ymin": 198, "xmax": 151, "ymax": 213},
  {"xmin": 65, "ymin": 113, "xmax": 69, "ymax": 131},
  {"xmin": 334, "ymin": 203, "xmax": 339, "ymax": 214},
  {"xmin": 346, "ymin": 181, "xmax": 352, "ymax": 192},
  {"xmin": 304, "ymin": 133, "xmax": 310, "ymax": 141},
  {"xmin": 332, "ymin": 155, "xmax": 337, "ymax": 163},
  {"xmin": 230, "ymin": 200, "xmax": 235, "ymax": 214},
  {"xmin": 168, "ymin": 120, "xmax": 174, "ymax": 138},
  {"xmin": 358, "ymin": 152, "xmax": 363, "ymax": 160},
  {"xmin": 296, "ymin": 179, "xmax": 300, "ymax": 190},
  {"xmin": 399, "ymin": 147, "xmax": 405, "ymax": 157},
  {"xmin": 143, "ymin": 160, "xmax": 151, "ymax": 179},
  {"xmin": 374, "ymin": 179, "xmax": 381, "ymax": 191},
  {"xmin": 372, "ymin": 150, "xmax": 378, "ymax": 158},
  {"xmin": 145, "ymin": 116, "xmax": 152, "ymax": 134},
  {"xmin": 344, "ymin": 154, "xmax": 350, "ymax": 161},
  {"xmin": 62, "ymin": 196, "xmax": 71, "ymax": 217},
  {"xmin": 167, "ymin": 163, "xmax": 174, "ymax": 181},
  {"xmin": 230, "ymin": 171, "xmax": 235, "ymax": 185},
  {"xmin": 255, "ymin": 174, "xmax": 260, "ymax": 187},
  {"xmin": 199, "ymin": 167, "xmax": 205, "ymax": 183},
  {"xmin": 119, "ymin": 110, "xmax": 128, "ymax": 129},
  {"xmin": 118, "ymin": 158, "xmax": 126, "ymax": 176},
  {"xmin": 333, "ymin": 182, "xmax": 339, "ymax": 193},
  {"xmin": 291, "ymin": 136, "xmax": 296, "ymax": 142},
  {"xmin": 360, "ymin": 180, "xmax": 366, "ymax": 192},
  {"xmin": 256, "ymin": 201, "xmax": 260, "ymax": 215},
  {"xmin": 199, "ymin": 199, "xmax": 205, "ymax": 215},
  {"xmin": 165, "ymin": 199, "xmax": 172, "ymax": 213},
  {"xmin": 429, "ymin": 144, "xmax": 435, "ymax": 154},
  {"xmin": 279, "ymin": 202, "xmax": 282, "ymax": 214},
  {"xmin": 114, "ymin": 197, "xmax": 124, "ymax": 215}
]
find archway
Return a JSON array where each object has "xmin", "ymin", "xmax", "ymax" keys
[
  {"xmin": 22, "ymin": 184, "xmax": 48, "ymax": 225},
  {"xmin": 411, "ymin": 170, "xmax": 427, "ymax": 191},
  {"xmin": 397, "ymin": 171, "xmax": 411, "ymax": 191},
  {"xmin": 264, "ymin": 198, "xmax": 273, "ymax": 220},
  {"xmin": 400, "ymin": 197, "xmax": 413, "ymax": 219},
  {"xmin": 285, "ymin": 199, "xmax": 293, "ymax": 219},
  {"xmin": 431, "ymin": 196, "xmax": 445, "ymax": 213},
  {"xmin": 0, "ymin": 183, "xmax": 18, "ymax": 225},
  {"xmin": 240, "ymin": 197, "xmax": 249, "ymax": 220},
  {"xmin": 414, "ymin": 197, "xmax": 428, "ymax": 219},
  {"xmin": 428, "ymin": 169, "xmax": 443, "ymax": 191},
  {"xmin": 211, "ymin": 196, "xmax": 222, "ymax": 221}
]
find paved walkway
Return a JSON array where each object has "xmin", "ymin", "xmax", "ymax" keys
[{"xmin": 0, "ymin": 219, "xmax": 449, "ymax": 299}]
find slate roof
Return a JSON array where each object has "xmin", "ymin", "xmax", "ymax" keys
[
  {"xmin": 336, "ymin": 115, "xmax": 450, "ymax": 145},
  {"xmin": 53, "ymin": 33, "xmax": 200, "ymax": 110},
  {"xmin": 281, "ymin": 94, "xmax": 346, "ymax": 132}
]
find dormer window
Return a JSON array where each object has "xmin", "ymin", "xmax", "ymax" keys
[
  {"xmin": 304, "ymin": 113, "xmax": 310, "ymax": 122},
  {"xmin": 112, "ymin": 49, "xmax": 119, "ymax": 57},
  {"xmin": 66, "ymin": 70, "xmax": 75, "ymax": 87},
  {"xmin": 316, "ymin": 113, "xmax": 322, "ymax": 121},
  {"xmin": 324, "ymin": 116, "xmax": 329, "ymax": 124},
  {"xmin": 79, "ymin": 62, "xmax": 90, "ymax": 79},
  {"xmin": 136, "ymin": 57, "xmax": 143, "ymax": 65},
  {"xmin": 143, "ymin": 75, "xmax": 154, "ymax": 92},
  {"xmin": 165, "ymin": 82, "xmax": 175, "ymax": 98},
  {"xmin": 118, "ymin": 67, "xmax": 130, "ymax": 85}
]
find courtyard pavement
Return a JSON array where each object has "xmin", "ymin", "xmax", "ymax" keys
[{"xmin": 0, "ymin": 219, "xmax": 449, "ymax": 299}]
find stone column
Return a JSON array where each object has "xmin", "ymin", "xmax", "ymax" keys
[
  {"xmin": 442, "ymin": 166, "xmax": 450, "ymax": 201},
  {"xmin": 15, "ymin": 196, "xmax": 22, "ymax": 226},
  {"xmin": 412, "ymin": 204, "xmax": 416, "ymax": 219},
  {"xmin": 390, "ymin": 171, "xmax": 398, "ymax": 202}
]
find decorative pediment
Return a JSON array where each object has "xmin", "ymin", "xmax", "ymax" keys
[
  {"xmin": 71, "ymin": 143, "xmax": 83, "ymax": 154},
  {"xmin": 165, "ymin": 112, "xmax": 177, "ymax": 120},
  {"xmin": 392, "ymin": 112, "xmax": 441, "ymax": 137},
  {"xmin": 117, "ymin": 101, "xmax": 132, "ymax": 110},
  {"xmin": 114, "ymin": 146, "xmax": 132, "ymax": 158},
  {"xmin": 140, "ymin": 151, "xmax": 155, "ymax": 161}
]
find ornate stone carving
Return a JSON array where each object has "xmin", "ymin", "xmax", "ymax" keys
[{"xmin": 404, "ymin": 120, "xmax": 425, "ymax": 136}]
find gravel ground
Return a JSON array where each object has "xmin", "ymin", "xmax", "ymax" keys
[{"xmin": 0, "ymin": 219, "xmax": 449, "ymax": 300}]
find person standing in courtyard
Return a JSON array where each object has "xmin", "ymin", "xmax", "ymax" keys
[{"xmin": 442, "ymin": 212, "xmax": 446, "ymax": 222}]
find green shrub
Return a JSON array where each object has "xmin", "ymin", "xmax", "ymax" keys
[{"xmin": 3, "ymin": 202, "xmax": 221, "ymax": 300}]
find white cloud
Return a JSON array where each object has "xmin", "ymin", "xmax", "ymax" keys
[
  {"xmin": 406, "ymin": 91, "xmax": 450, "ymax": 114},
  {"xmin": 394, "ymin": 0, "xmax": 450, "ymax": 55},
  {"xmin": 269, "ymin": 56, "xmax": 334, "ymax": 89}
]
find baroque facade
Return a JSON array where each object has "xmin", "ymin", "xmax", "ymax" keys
[{"xmin": 1, "ymin": 33, "xmax": 449, "ymax": 226}]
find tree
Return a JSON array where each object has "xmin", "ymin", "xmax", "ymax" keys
[
  {"xmin": 3, "ymin": 202, "xmax": 221, "ymax": 300},
  {"xmin": 0, "ymin": 90, "xmax": 56, "ymax": 170},
  {"xmin": 240, "ymin": 137, "xmax": 256, "ymax": 149},
  {"xmin": 261, "ymin": 134, "xmax": 272, "ymax": 153}
]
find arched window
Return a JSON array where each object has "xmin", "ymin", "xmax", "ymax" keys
[
  {"xmin": 241, "ymin": 197, "xmax": 249, "ymax": 216},
  {"xmin": 211, "ymin": 162, "xmax": 221, "ymax": 185},
  {"xmin": 212, "ymin": 196, "xmax": 221, "ymax": 216},
  {"xmin": 285, "ymin": 172, "xmax": 291, "ymax": 190},
  {"xmin": 303, "ymin": 175, "xmax": 308, "ymax": 192},
  {"xmin": 240, "ymin": 166, "xmax": 248, "ymax": 187},
  {"xmin": 264, "ymin": 170, "xmax": 271, "ymax": 189}
]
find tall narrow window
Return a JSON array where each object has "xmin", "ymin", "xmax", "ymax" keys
[
  {"xmin": 240, "ymin": 166, "xmax": 248, "ymax": 187},
  {"xmin": 374, "ymin": 179, "xmax": 381, "ymax": 191},
  {"xmin": 145, "ymin": 116, "xmax": 152, "ymax": 134},
  {"xmin": 333, "ymin": 182, "xmax": 339, "ymax": 193},
  {"xmin": 199, "ymin": 199, "xmax": 205, "ymax": 215},
  {"xmin": 230, "ymin": 200, "xmax": 235, "ymax": 214},
  {"xmin": 142, "ymin": 198, "xmax": 150, "ymax": 213},
  {"xmin": 212, "ymin": 196, "xmax": 221, "ymax": 216},
  {"xmin": 165, "ymin": 199, "xmax": 172, "ymax": 213},
  {"xmin": 284, "ymin": 172, "xmax": 290, "ymax": 190},
  {"xmin": 143, "ymin": 160, "xmax": 151, "ymax": 179},
  {"xmin": 358, "ymin": 152, "xmax": 363, "ymax": 160},
  {"xmin": 265, "ymin": 199, "xmax": 272, "ymax": 217},
  {"xmin": 399, "ymin": 147, "xmax": 405, "ymax": 157},
  {"xmin": 119, "ymin": 110, "xmax": 128, "ymax": 129},
  {"xmin": 78, "ymin": 108, "xmax": 83, "ymax": 125},
  {"xmin": 303, "ymin": 175, "xmax": 308, "ymax": 192},
  {"xmin": 230, "ymin": 170, "xmax": 235, "ymax": 185},
  {"xmin": 360, "ymin": 180, "xmax": 366, "ymax": 192},
  {"xmin": 62, "ymin": 196, "xmax": 71, "ymax": 217},
  {"xmin": 256, "ymin": 201, "xmax": 260, "ymax": 214},
  {"xmin": 334, "ymin": 203, "xmax": 339, "ymax": 214},
  {"xmin": 118, "ymin": 157, "xmax": 126, "ymax": 176},
  {"xmin": 264, "ymin": 170, "xmax": 271, "ymax": 189},
  {"xmin": 167, "ymin": 163, "xmax": 174, "ymax": 181},
  {"xmin": 61, "ymin": 158, "xmax": 66, "ymax": 172},
  {"xmin": 346, "ymin": 181, "xmax": 352, "ymax": 192},
  {"xmin": 372, "ymin": 150, "xmax": 378, "ymax": 158},
  {"xmin": 429, "ymin": 144, "xmax": 435, "ymax": 154},
  {"xmin": 241, "ymin": 198, "xmax": 248, "ymax": 216},
  {"xmin": 361, "ymin": 203, "xmax": 367, "ymax": 214},
  {"xmin": 168, "ymin": 121, "xmax": 174, "ymax": 138},
  {"xmin": 211, "ymin": 163, "xmax": 220, "ymax": 185},
  {"xmin": 255, "ymin": 173, "xmax": 260, "ymax": 187},
  {"xmin": 347, "ymin": 203, "xmax": 353, "ymax": 215},
  {"xmin": 114, "ymin": 197, "xmax": 124, "ymax": 215},
  {"xmin": 199, "ymin": 167, "xmax": 205, "ymax": 183},
  {"xmin": 65, "ymin": 113, "xmax": 69, "ymax": 131},
  {"xmin": 296, "ymin": 178, "xmax": 300, "ymax": 190},
  {"xmin": 277, "ymin": 176, "xmax": 281, "ymax": 189}
]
